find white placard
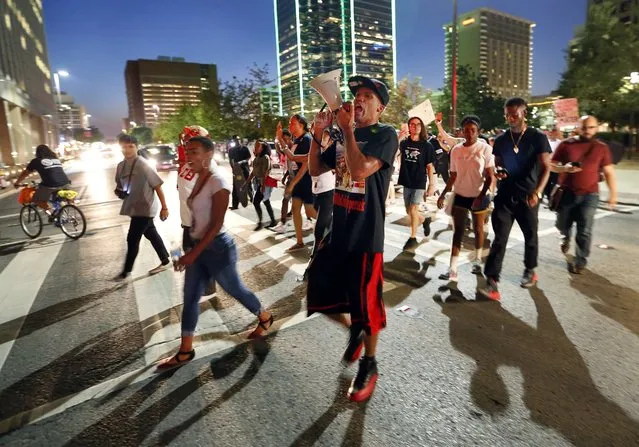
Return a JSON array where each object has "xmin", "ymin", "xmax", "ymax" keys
[{"xmin": 408, "ymin": 99, "xmax": 436, "ymax": 126}]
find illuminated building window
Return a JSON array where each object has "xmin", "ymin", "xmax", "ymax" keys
[{"xmin": 4, "ymin": 14, "xmax": 11, "ymax": 30}]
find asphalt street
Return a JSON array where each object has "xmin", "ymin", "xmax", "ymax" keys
[{"xmin": 0, "ymin": 156, "xmax": 637, "ymax": 446}]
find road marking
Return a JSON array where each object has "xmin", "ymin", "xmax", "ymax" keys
[{"xmin": 0, "ymin": 241, "xmax": 64, "ymax": 374}]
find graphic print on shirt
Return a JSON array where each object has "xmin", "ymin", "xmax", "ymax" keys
[
  {"xmin": 334, "ymin": 141, "xmax": 366, "ymax": 212},
  {"xmin": 179, "ymin": 164, "xmax": 196, "ymax": 182},
  {"xmin": 403, "ymin": 147, "xmax": 421, "ymax": 163}
]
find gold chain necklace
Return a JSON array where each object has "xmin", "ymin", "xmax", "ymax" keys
[{"xmin": 509, "ymin": 127, "xmax": 527, "ymax": 154}]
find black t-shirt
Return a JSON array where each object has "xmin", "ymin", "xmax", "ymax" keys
[
  {"xmin": 493, "ymin": 128, "xmax": 551, "ymax": 197},
  {"xmin": 397, "ymin": 138, "xmax": 435, "ymax": 189},
  {"xmin": 320, "ymin": 123, "xmax": 398, "ymax": 253},
  {"xmin": 27, "ymin": 157, "xmax": 69, "ymax": 187},
  {"xmin": 292, "ymin": 133, "xmax": 311, "ymax": 181},
  {"xmin": 430, "ymin": 136, "xmax": 449, "ymax": 170},
  {"xmin": 229, "ymin": 145, "xmax": 251, "ymax": 164}
]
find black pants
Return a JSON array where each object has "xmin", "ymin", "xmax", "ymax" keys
[
  {"xmin": 484, "ymin": 194, "xmax": 539, "ymax": 281},
  {"xmin": 231, "ymin": 164, "xmax": 251, "ymax": 208},
  {"xmin": 124, "ymin": 217, "xmax": 169, "ymax": 274},
  {"xmin": 254, "ymin": 188, "xmax": 275, "ymax": 224},
  {"xmin": 311, "ymin": 190, "xmax": 334, "ymax": 258}
]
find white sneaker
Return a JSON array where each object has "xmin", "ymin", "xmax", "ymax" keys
[
  {"xmin": 273, "ymin": 222, "xmax": 287, "ymax": 233},
  {"xmin": 149, "ymin": 262, "xmax": 169, "ymax": 275},
  {"xmin": 302, "ymin": 220, "xmax": 314, "ymax": 231}
]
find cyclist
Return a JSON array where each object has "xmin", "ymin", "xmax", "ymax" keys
[{"xmin": 14, "ymin": 144, "xmax": 70, "ymax": 214}]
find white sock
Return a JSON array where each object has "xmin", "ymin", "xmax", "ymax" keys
[
  {"xmin": 450, "ymin": 256, "xmax": 459, "ymax": 271},
  {"xmin": 475, "ymin": 249, "xmax": 482, "ymax": 263}
]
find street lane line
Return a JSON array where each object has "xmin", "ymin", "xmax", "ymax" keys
[{"xmin": 0, "ymin": 242, "xmax": 64, "ymax": 374}]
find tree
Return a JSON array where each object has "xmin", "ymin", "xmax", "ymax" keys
[
  {"xmin": 130, "ymin": 126, "xmax": 153, "ymax": 145},
  {"xmin": 557, "ymin": 0, "xmax": 639, "ymax": 127},
  {"xmin": 153, "ymin": 63, "xmax": 277, "ymax": 143},
  {"xmin": 382, "ymin": 77, "xmax": 433, "ymax": 130},
  {"xmin": 440, "ymin": 65, "xmax": 507, "ymax": 131}
]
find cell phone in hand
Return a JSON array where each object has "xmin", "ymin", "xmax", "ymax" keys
[
  {"xmin": 570, "ymin": 161, "xmax": 582, "ymax": 168},
  {"xmin": 496, "ymin": 166, "xmax": 509, "ymax": 176},
  {"xmin": 436, "ymin": 112, "xmax": 443, "ymax": 122}
]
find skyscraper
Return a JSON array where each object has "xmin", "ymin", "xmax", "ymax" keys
[
  {"xmin": 444, "ymin": 8, "xmax": 535, "ymax": 99},
  {"xmin": 273, "ymin": 0, "xmax": 396, "ymax": 116},
  {"xmin": 588, "ymin": 0, "xmax": 638, "ymax": 24},
  {"xmin": 0, "ymin": 0, "xmax": 57, "ymax": 165},
  {"xmin": 125, "ymin": 57, "xmax": 218, "ymax": 127}
]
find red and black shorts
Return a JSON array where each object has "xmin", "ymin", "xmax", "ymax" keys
[{"xmin": 307, "ymin": 244, "xmax": 386, "ymax": 336}]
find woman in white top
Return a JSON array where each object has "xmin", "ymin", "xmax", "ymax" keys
[
  {"xmin": 437, "ymin": 115, "xmax": 495, "ymax": 282},
  {"xmin": 157, "ymin": 136, "xmax": 273, "ymax": 369}
]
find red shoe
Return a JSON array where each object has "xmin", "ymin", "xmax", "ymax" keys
[
  {"xmin": 520, "ymin": 270, "xmax": 538, "ymax": 288},
  {"xmin": 480, "ymin": 278, "xmax": 501, "ymax": 301},
  {"xmin": 347, "ymin": 357, "xmax": 378, "ymax": 402}
]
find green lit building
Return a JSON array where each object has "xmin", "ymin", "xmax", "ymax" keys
[
  {"xmin": 274, "ymin": 0, "xmax": 396, "ymax": 116},
  {"xmin": 444, "ymin": 8, "xmax": 535, "ymax": 99}
]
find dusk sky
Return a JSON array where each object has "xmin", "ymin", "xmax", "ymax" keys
[{"xmin": 42, "ymin": 0, "xmax": 587, "ymax": 137}]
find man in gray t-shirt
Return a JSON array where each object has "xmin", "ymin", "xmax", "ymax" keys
[{"xmin": 114, "ymin": 134, "xmax": 171, "ymax": 280}]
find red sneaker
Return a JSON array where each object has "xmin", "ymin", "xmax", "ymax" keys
[{"xmin": 347, "ymin": 357, "xmax": 378, "ymax": 402}]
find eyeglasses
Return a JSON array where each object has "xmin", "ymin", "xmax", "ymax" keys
[{"xmin": 408, "ymin": 123, "xmax": 421, "ymax": 128}]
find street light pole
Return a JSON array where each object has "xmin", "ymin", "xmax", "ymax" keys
[{"xmin": 450, "ymin": 0, "xmax": 458, "ymax": 131}]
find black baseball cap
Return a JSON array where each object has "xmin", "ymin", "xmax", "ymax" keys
[{"xmin": 348, "ymin": 75, "xmax": 390, "ymax": 106}]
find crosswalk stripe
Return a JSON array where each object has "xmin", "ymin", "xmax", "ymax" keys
[{"xmin": 0, "ymin": 241, "xmax": 64, "ymax": 374}]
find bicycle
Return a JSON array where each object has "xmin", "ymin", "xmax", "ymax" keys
[{"xmin": 17, "ymin": 183, "xmax": 87, "ymax": 240}]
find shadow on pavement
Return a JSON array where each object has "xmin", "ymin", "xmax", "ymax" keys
[
  {"xmin": 436, "ymin": 287, "xmax": 639, "ymax": 444},
  {"xmin": 63, "ymin": 339, "xmax": 272, "ymax": 446},
  {"xmin": 65, "ymin": 289, "xmax": 302, "ymax": 445},
  {"xmin": 290, "ymin": 376, "xmax": 368, "ymax": 447},
  {"xmin": 383, "ymin": 250, "xmax": 443, "ymax": 307},
  {"xmin": 0, "ymin": 321, "xmax": 144, "ymax": 421},
  {"xmin": 0, "ymin": 283, "xmax": 127, "ymax": 346},
  {"xmin": 569, "ymin": 268, "xmax": 639, "ymax": 337}
]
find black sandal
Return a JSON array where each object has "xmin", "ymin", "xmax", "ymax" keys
[
  {"xmin": 248, "ymin": 314, "xmax": 274, "ymax": 339},
  {"xmin": 156, "ymin": 350, "xmax": 195, "ymax": 370}
]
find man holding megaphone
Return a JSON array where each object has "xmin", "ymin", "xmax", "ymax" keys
[{"xmin": 307, "ymin": 75, "xmax": 398, "ymax": 402}]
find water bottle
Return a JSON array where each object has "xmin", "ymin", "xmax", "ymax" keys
[{"xmin": 170, "ymin": 243, "xmax": 183, "ymax": 270}]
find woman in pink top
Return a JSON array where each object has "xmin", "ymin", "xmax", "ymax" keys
[{"xmin": 437, "ymin": 115, "xmax": 495, "ymax": 282}]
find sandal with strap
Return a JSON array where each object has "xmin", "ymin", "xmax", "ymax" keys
[
  {"xmin": 156, "ymin": 350, "xmax": 195, "ymax": 370},
  {"xmin": 248, "ymin": 314, "xmax": 274, "ymax": 339}
]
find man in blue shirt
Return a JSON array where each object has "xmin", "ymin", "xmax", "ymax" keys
[{"xmin": 481, "ymin": 97, "xmax": 551, "ymax": 301}]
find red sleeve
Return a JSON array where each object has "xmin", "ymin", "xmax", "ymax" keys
[
  {"xmin": 552, "ymin": 143, "xmax": 567, "ymax": 163},
  {"xmin": 599, "ymin": 143, "xmax": 613, "ymax": 168}
]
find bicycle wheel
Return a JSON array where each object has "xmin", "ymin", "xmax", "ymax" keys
[
  {"xmin": 58, "ymin": 204, "xmax": 86, "ymax": 239},
  {"xmin": 20, "ymin": 205, "xmax": 43, "ymax": 238}
]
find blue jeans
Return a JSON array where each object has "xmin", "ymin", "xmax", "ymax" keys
[
  {"xmin": 182, "ymin": 232, "xmax": 262, "ymax": 336},
  {"xmin": 556, "ymin": 192, "xmax": 599, "ymax": 267}
]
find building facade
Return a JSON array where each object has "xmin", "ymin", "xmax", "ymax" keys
[
  {"xmin": 444, "ymin": 8, "xmax": 535, "ymax": 99},
  {"xmin": 274, "ymin": 0, "xmax": 396, "ymax": 116},
  {"xmin": 0, "ymin": 0, "xmax": 57, "ymax": 165},
  {"xmin": 125, "ymin": 57, "xmax": 218, "ymax": 127},
  {"xmin": 589, "ymin": 0, "xmax": 638, "ymax": 24},
  {"xmin": 56, "ymin": 92, "xmax": 87, "ymax": 137}
]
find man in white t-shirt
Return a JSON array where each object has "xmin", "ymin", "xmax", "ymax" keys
[{"xmin": 177, "ymin": 125, "xmax": 216, "ymax": 295}]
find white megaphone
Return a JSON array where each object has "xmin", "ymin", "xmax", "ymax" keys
[{"xmin": 309, "ymin": 69, "xmax": 343, "ymax": 112}]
